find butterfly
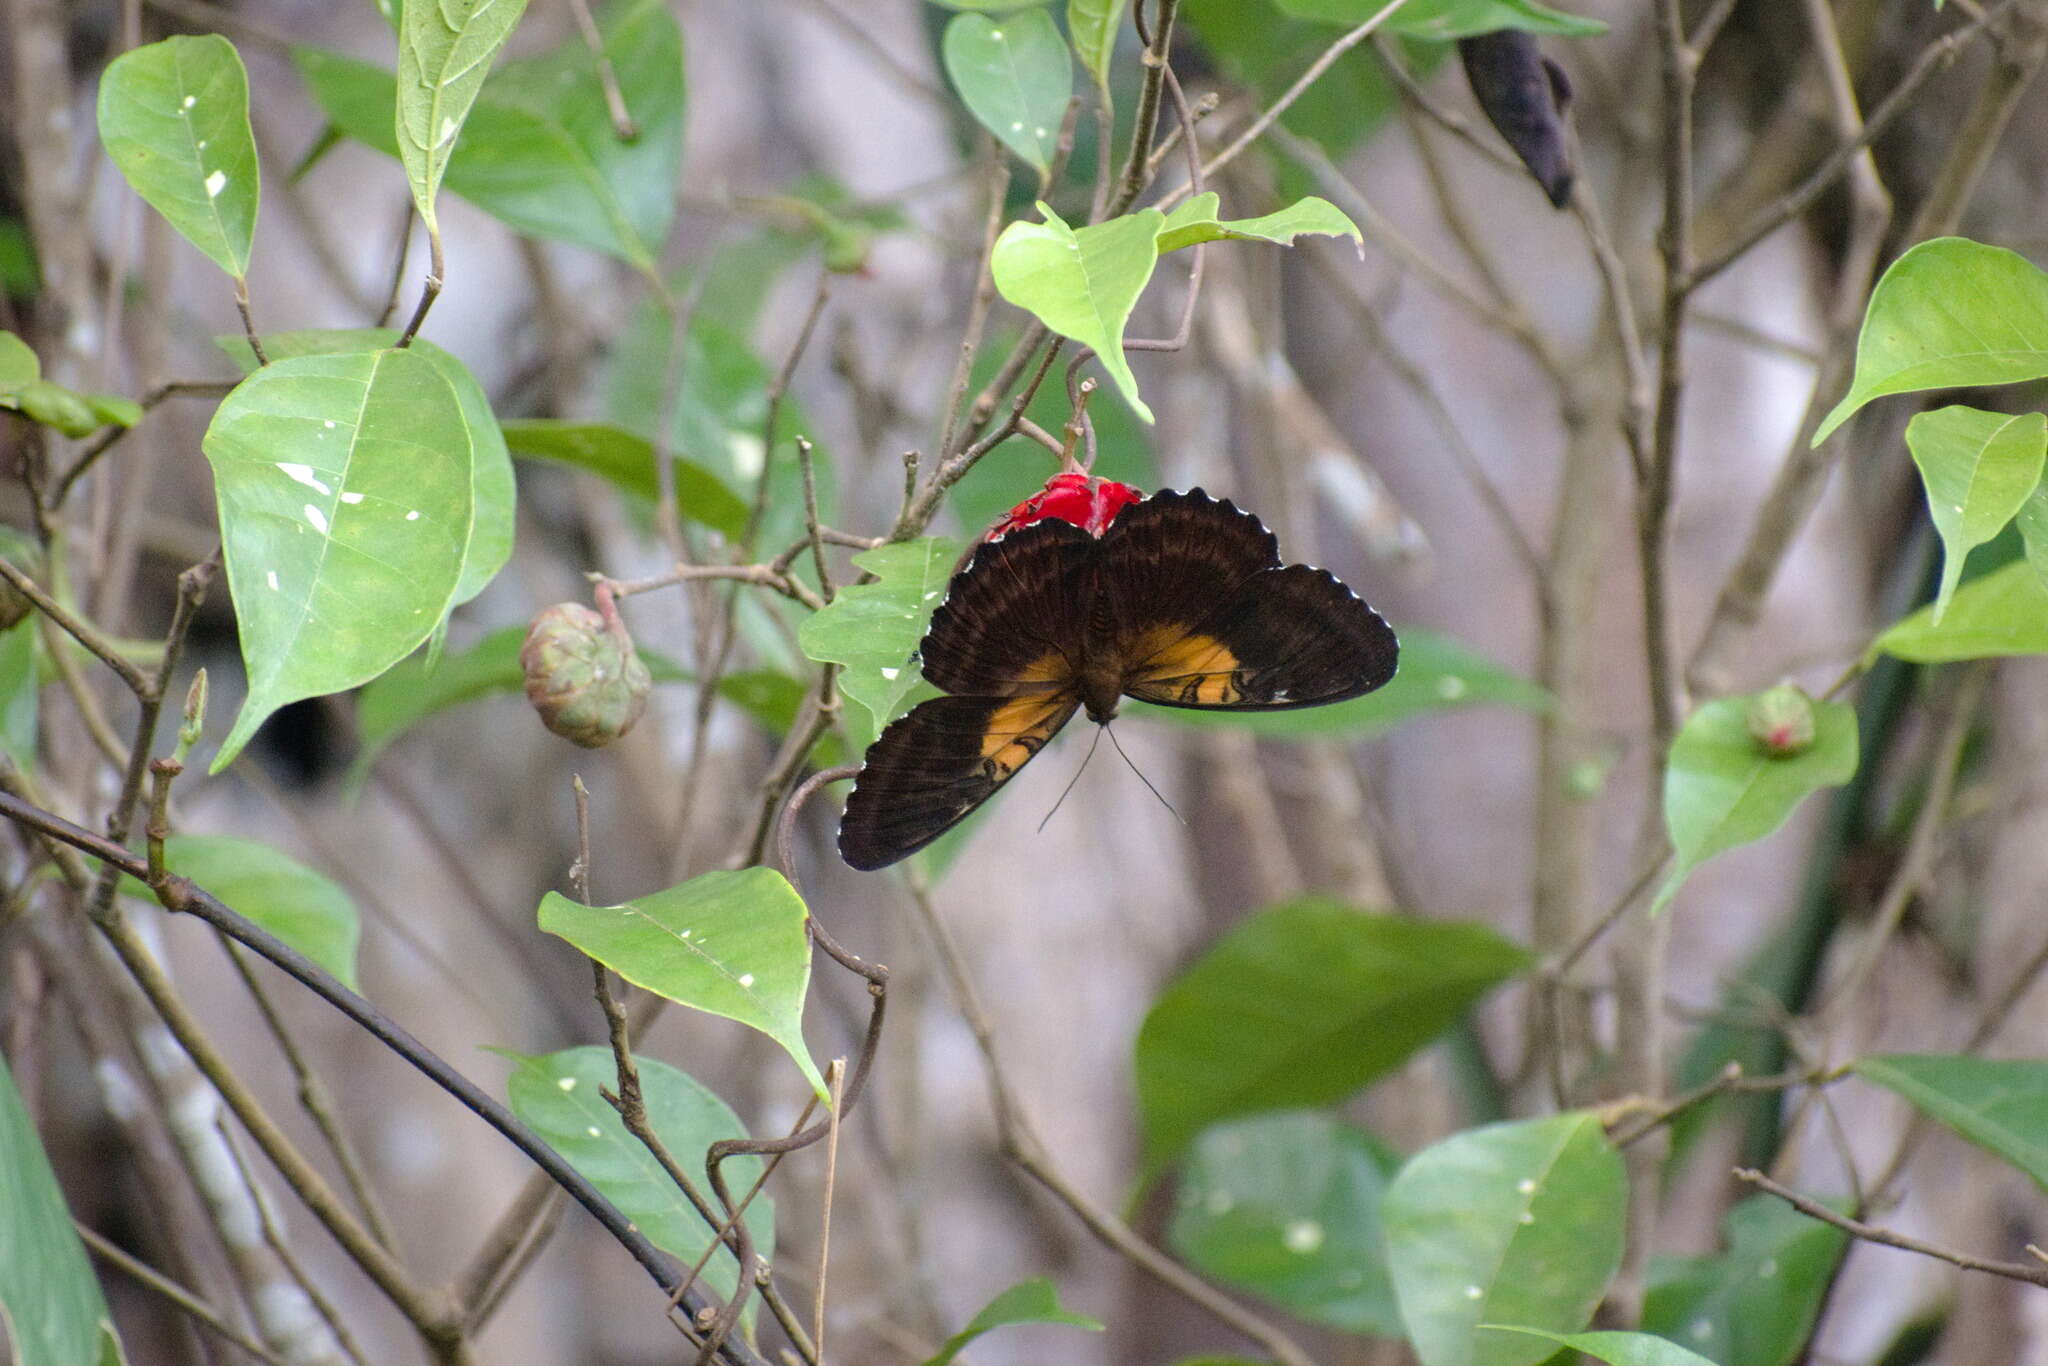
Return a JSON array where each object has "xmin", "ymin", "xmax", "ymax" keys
[{"xmin": 836, "ymin": 486, "xmax": 1400, "ymax": 871}]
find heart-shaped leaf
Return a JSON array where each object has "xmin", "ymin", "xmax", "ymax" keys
[
  {"xmin": 922, "ymin": 1278, "xmax": 1102, "ymax": 1366},
  {"xmin": 1905, "ymin": 406, "xmax": 2046, "ymax": 622},
  {"xmin": 397, "ymin": 0, "xmax": 531, "ymax": 233},
  {"xmin": 539, "ymin": 869, "xmax": 825, "ymax": 1099},
  {"xmin": 503, "ymin": 1046, "xmax": 769, "ymax": 1324},
  {"xmin": 1817, "ymin": 238, "xmax": 2048, "ymax": 442},
  {"xmin": 942, "ymin": 9, "xmax": 1072, "ymax": 174},
  {"xmin": 1383, "ymin": 1113, "xmax": 1626, "ymax": 1366},
  {"xmin": 203, "ymin": 347, "xmax": 478, "ymax": 769},
  {"xmin": 1135, "ymin": 899, "xmax": 1531, "ymax": 1167},
  {"xmin": 97, "ymin": 34, "xmax": 259, "ymax": 278},
  {"xmin": 1653, "ymin": 693, "xmax": 1858, "ymax": 915},
  {"xmin": 992, "ymin": 203, "xmax": 1163, "ymax": 421},
  {"xmin": 797, "ymin": 537, "xmax": 965, "ymax": 735},
  {"xmin": 1156, "ymin": 191, "xmax": 1362, "ymax": 254}
]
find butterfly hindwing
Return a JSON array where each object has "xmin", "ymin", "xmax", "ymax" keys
[
  {"xmin": 837, "ymin": 692, "xmax": 1081, "ymax": 871},
  {"xmin": 918, "ymin": 518, "xmax": 1093, "ymax": 697},
  {"xmin": 1120, "ymin": 565, "xmax": 1399, "ymax": 711}
]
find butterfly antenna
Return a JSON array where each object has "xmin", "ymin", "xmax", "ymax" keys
[
  {"xmin": 1038, "ymin": 724, "xmax": 1106, "ymax": 833},
  {"xmin": 1104, "ymin": 723, "xmax": 1187, "ymax": 826}
]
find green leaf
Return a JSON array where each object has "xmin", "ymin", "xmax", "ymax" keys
[
  {"xmin": 1068, "ymin": 0, "xmax": 1129, "ymax": 91},
  {"xmin": 1382, "ymin": 1113, "xmax": 1627, "ymax": 1366},
  {"xmin": 0, "ymin": 619, "xmax": 36, "ymax": 772},
  {"xmin": 2016, "ymin": 480, "xmax": 2048, "ymax": 594},
  {"xmin": 942, "ymin": 9, "xmax": 1072, "ymax": 174},
  {"xmin": 1135, "ymin": 898, "xmax": 1532, "ymax": 1167},
  {"xmin": 1816, "ymin": 238, "xmax": 2048, "ymax": 443},
  {"xmin": 0, "ymin": 1055, "xmax": 127, "ymax": 1366},
  {"xmin": 86, "ymin": 394, "xmax": 143, "ymax": 429},
  {"xmin": 1274, "ymin": 0, "xmax": 1606, "ymax": 38},
  {"xmin": 539, "ymin": 869, "xmax": 825, "ymax": 1099},
  {"xmin": 1131, "ymin": 627, "xmax": 1547, "ymax": 739},
  {"xmin": 9, "ymin": 381, "xmax": 104, "ymax": 438},
  {"xmin": 217, "ymin": 327, "xmax": 513, "ymax": 611},
  {"xmin": 96, "ymin": 34, "xmax": 260, "ymax": 277},
  {"xmin": 921, "ymin": 1278, "xmax": 1102, "ymax": 1366},
  {"xmin": 396, "ymin": 0, "xmax": 531, "ymax": 233},
  {"xmin": 1642, "ymin": 1195, "xmax": 1847, "ymax": 1366},
  {"xmin": 991, "ymin": 203, "xmax": 1163, "ymax": 422},
  {"xmin": 1156, "ymin": 191, "xmax": 1362, "ymax": 253},
  {"xmin": 1168, "ymin": 1111, "xmax": 1403, "ymax": 1335},
  {"xmin": 0, "ymin": 331, "xmax": 39, "ymax": 390},
  {"xmin": 796, "ymin": 537, "xmax": 965, "ymax": 735},
  {"xmin": 1853, "ymin": 1054, "xmax": 2048, "ymax": 1191},
  {"xmin": 1652, "ymin": 693, "xmax": 1859, "ymax": 916},
  {"xmin": 1481, "ymin": 1328, "xmax": 1715, "ymax": 1366},
  {"xmin": 118, "ymin": 835, "xmax": 361, "ymax": 989},
  {"xmin": 503, "ymin": 1046, "xmax": 769, "ymax": 1323},
  {"xmin": 296, "ymin": 0, "xmax": 684, "ymax": 269},
  {"xmin": 718, "ymin": 668, "xmax": 846, "ymax": 768},
  {"xmin": 501, "ymin": 419, "xmax": 748, "ymax": 541},
  {"xmin": 1873, "ymin": 558, "xmax": 2048, "ymax": 662},
  {"xmin": 927, "ymin": 0, "xmax": 1055, "ymax": 9},
  {"xmin": 1905, "ymin": 406, "xmax": 2046, "ymax": 622},
  {"xmin": 202, "ymin": 347, "xmax": 476, "ymax": 770}
]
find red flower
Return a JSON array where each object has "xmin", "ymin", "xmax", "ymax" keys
[{"xmin": 988, "ymin": 472, "xmax": 1143, "ymax": 540}]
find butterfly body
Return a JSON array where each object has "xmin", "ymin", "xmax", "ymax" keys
[{"xmin": 838, "ymin": 488, "xmax": 1398, "ymax": 870}]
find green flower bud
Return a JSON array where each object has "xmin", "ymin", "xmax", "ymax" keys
[
  {"xmin": 1747, "ymin": 684, "xmax": 1817, "ymax": 757},
  {"xmin": 520, "ymin": 601, "xmax": 652, "ymax": 748}
]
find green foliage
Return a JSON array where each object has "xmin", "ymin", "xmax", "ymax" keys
[
  {"xmin": 1131, "ymin": 627, "xmax": 1548, "ymax": 738},
  {"xmin": 502, "ymin": 1046, "xmax": 768, "ymax": 1322},
  {"xmin": 1383, "ymin": 1113, "xmax": 1627, "ymax": 1366},
  {"xmin": 1904, "ymin": 406, "xmax": 2046, "ymax": 621},
  {"xmin": 397, "ymin": 0, "xmax": 531, "ymax": 234},
  {"xmin": 1643, "ymin": 1195, "xmax": 1846, "ymax": 1366},
  {"xmin": 0, "ymin": 1054, "xmax": 129, "ymax": 1366},
  {"xmin": 202, "ymin": 347, "xmax": 487, "ymax": 769},
  {"xmin": 538, "ymin": 869, "xmax": 825, "ymax": 1098},
  {"xmin": 993, "ymin": 203, "xmax": 1164, "ymax": 420},
  {"xmin": 0, "ymin": 331, "xmax": 35, "ymax": 388},
  {"xmin": 96, "ymin": 34, "xmax": 259, "ymax": 278},
  {"xmin": 1068, "ymin": 0, "xmax": 1129, "ymax": 91},
  {"xmin": 1872, "ymin": 559, "xmax": 2048, "ymax": 662},
  {"xmin": 921, "ymin": 1278, "xmax": 1101, "ymax": 1365},
  {"xmin": 501, "ymin": 419, "xmax": 749, "ymax": 540},
  {"xmin": 0, "ymin": 332, "xmax": 144, "ymax": 438},
  {"xmin": 1481, "ymin": 1329, "xmax": 1714, "ymax": 1366},
  {"xmin": 1274, "ymin": 0, "xmax": 1606, "ymax": 37},
  {"xmin": 119, "ymin": 835, "xmax": 361, "ymax": 989},
  {"xmin": 941, "ymin": 9, "xmax": 1072, "ymax": 175},
  {"xmin": 1168, "ymin": 1111, "xmax": 1403, "ymax": 1335},
  {"xmin": 1157, "ymin": 191, "xmax": 1361, "ymax": 253},
  {"xmin": 1134, "ymin": 899, "xmax": 1531, "ymax": 1166},
  {"xmin": 0, "ymin": 618, "xmax": 36, "ymax": 771},
  {"xmin": 1853, "ymin": 1054, "xmax": 2048, "ymax": 1191},
  {"xmin": 1816, "ymin": 237, "xmax": 2048, "ymax": 442},
  {"xmin": 1654, "ymin": 692, "xmax": 1859, "ymax": 915},
  {"xmin": 296, "ymin": 0, "xmax": 684, "ymax": 271},
  {"xmin": 797, "ymin": 537, "xmax": 965, "ymax": 735}
]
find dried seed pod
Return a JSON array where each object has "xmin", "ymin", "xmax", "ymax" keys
[
  {"xmin": 1458, "ymin": 30, "xmax": 1576, "ymax": 209},
  {"xmin": 520, "ymin": 598, "xmax": 652, "ymax": 748},
  {"xmin": 1746, "ymin": 684, "xmax": 1818, "ymax": 758}
]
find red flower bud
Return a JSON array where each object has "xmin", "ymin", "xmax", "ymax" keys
[{"xmin": 988, "ymin": 472, "xmax": 1143, "ymax": 540}]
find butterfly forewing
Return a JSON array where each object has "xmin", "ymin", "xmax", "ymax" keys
[
  {"xmin": 837, "ymin": 692, "xmax": 1080, "ymax": 870},
  {"xmin": 919, "ymin": 518, "xmax": 1093, "ymax": 696}
]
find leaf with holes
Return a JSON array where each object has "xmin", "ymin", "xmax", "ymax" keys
[
  {"xmin": 1168, "ymin": 1111, "xmax": 1404, "ymax": 1335},
  {"xmin": 539, "ymin": 869, "xmax": 824, "ymax": 1099},
  {"xmin": 1906, "ymin": 406, "xmax": 2046, "ymax": 622},
  {"xmin": 922, "ymin": 1279, "xmax": 1102, "ymax": 1366},
  {"xmin": 1068, "ymin": 0, "xmax": 1129, "ymax": 91},
  {"xmin": 0, "ymin": 1054, "xmax": 129, "ymax": 1366},
  {"xmin": 1135, "ymin": 899, "xmax": 1532, "ymax": 1168},
  {"xmin": 797, "ymin": 537, "xmax": 965, "ymax": 735},
  {"xmin": 397, "ymin": 0, "xmax": 531, "ymax": 232},
  {"xmin": 1854, "ymin": 1054, "xmax": 2048, "ymax": 1191},
  {"xmin": 1383, "ymin": 1113, "xmax": 1627, "ymax": 1366},
  {"xmin": 1874, "ymin": 558, "xmax": 2048, "ymax": 662},
  {"xmin": 1274, "ymin": 0, "xmax": 1605, "ymax": 38},
  {"xmin": 992, "ymin": 203, "xmax": 1163, "ymax": 421},
  {"xmin": 1156, "ymin": 192, "xmax": 1362, "ymax": 254},
  {"xmin": 97, "ymin": 34, "xmax": 259, "ymax": 277},
  {"xmin": 942, "ymin": 9, "xmax": 1072, "ymax": 175},
  {"xmin": 504, "ymin": 1046, "xmax": 769, "ymax": 1326},
  {"xmin": 1817, "ymin": 238, "xmax": 2048, "ymax": 442},
  {"xmin": 1481, "ymin": 1329, "xmax": 1713, "ymax": 1366},
  {"xmin": 1652, "ymin": 693, "xmax": 1858, "ymax": 915},
  {"xmin": 203, "ymin": 347, "xmax": 476, "ymax": 770}
]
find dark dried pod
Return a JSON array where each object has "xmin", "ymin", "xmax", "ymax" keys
[
  {"xmin": 1458, "ymin": 30, "xmax": 1576, "ymax": 209},
  {"xmin": 520, "ymin": 598, "xmax": 652, "ymax": 748}
]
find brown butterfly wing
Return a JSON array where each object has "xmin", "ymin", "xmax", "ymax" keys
[
  {"xmin": 1121, "ymin": 563, "xmax": 1398, "ymax": 710},
  {"xmin": 918, "ymin": 517, "xmax": 1095, "ymax": 696},
  {"xmin": 1093, "ymin": 489, "xmax": 1281, "ymax": 647},
  {"xmin": 837, "ymin": 692, "xmax": 1080, "ymax": 870}
]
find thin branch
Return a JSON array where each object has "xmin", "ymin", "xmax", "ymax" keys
[
  {"xmin": 0, "ymin": 557, "xmax": 152, "ymax": 696},
  {"xmin": 1736, "ymin": 1168, "xmax": 2048, "ymax": 1288},
  {"xmin": 78, "ymin": 1221, "xmax": 293, "ymax": 1366}
]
